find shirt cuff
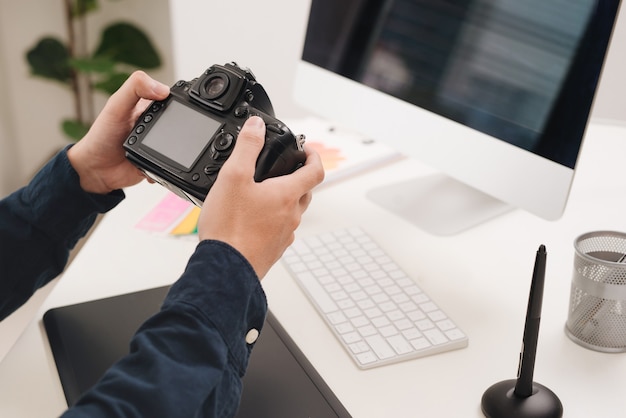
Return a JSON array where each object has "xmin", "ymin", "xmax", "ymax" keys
[
  {"xmin": 163, "ymin": 240, "xmax": 268, "ymax": 375},
  {"xmin": 21, "ymin": 146, "xmax": 125, "ymax": 243}
]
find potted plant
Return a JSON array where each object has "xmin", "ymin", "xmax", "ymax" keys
[{"xmin": 25, "ymin": 0, "xmax": 162, "ymax": 141}]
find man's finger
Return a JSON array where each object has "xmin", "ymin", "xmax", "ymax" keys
[
  {"xmin": 225, "ymin": 116, "xmax": 266, "ymax": 173},
  {"xmin": 105, "ymin": 71, "xmax": 170, "ymax": 117},
  {"xmin": 286, "ymin": 146, "xmax": 325, "ymax": 192}
]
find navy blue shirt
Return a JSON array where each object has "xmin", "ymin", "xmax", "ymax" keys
[{"xmin": 0, "ymin": 149, "xmax": 268, "ymax": 417}]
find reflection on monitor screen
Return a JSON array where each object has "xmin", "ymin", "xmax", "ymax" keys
[{"xmin": 295, "ymin": 0, "xmax": 621, "ymax": 235}]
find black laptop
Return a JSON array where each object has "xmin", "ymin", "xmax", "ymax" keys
[{"xmin": 43, "ymin": 286, "xmax": 351, "ymax": 417}]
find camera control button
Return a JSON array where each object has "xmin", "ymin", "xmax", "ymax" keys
[
  {"xmin": 143, "ymin": 114, "xmax": 153, "ymax": 123},
  {"xmin": 214, "ymin": 132, "xmax": 235, "ymax": 151},
  {"xmin": 128, "ymin": 136, "xmax": 137, "ymax": 145},
  {"xmin": 150, "ymin": 102, "xmax": 163, "ymax": 112},
  {"xmin": 135, "ymin": 125, "xmax": 145, "ymax": 134},
  {"xmin": 266, "ymin": 123, "xmax": 285, "ymax": 135},
  {"xmin": 192, "ymin": 173, "xmax": 200, "ymax": 182},
  {"xmin": 234, "ymin": 106, "xmax": 248, "ymax": 118},
  {"xmin": 204, "ymin": 164, "xmax": 221, "ymax": 175}
]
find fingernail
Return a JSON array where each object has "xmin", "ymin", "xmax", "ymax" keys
[{"xmin": 246, "ymin": 115, "xmax": 265, "ymax": 129}]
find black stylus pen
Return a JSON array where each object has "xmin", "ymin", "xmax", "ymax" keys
[{"xmin": 514, "ymin": 244, "xmax": 546, "ymax": 398}]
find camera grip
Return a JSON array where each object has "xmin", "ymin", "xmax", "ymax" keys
[{"xmin": 254, "ymin": 127, "xmax": 306, "ymax": 181}]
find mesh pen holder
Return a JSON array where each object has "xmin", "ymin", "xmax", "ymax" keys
[{"xmin": 565, "ymin": 231, "xmax": 626, "ymax": 352}]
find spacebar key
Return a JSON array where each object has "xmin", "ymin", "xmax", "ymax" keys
[{"xmin": 295, "ymin": 272, "xmax": 338, "ymax": 313}]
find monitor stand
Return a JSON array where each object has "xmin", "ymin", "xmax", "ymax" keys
[{"xmin": 367, "ymin": 173, "xmax": 513, "ymax": 236}]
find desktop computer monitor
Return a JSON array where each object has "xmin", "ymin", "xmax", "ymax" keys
[{"xmin": 294, "ymin": 0, "xmax": 621, "ymax": 235}]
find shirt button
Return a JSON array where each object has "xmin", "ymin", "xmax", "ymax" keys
[{"xmin": 245, "ymin": 328, "xmax": 259, "ymax": 344}]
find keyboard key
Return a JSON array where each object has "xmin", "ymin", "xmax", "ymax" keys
[
  {"xmin": 342, "ymin": 332, "xmax": 362, "ymax": 344},
  {"xmin": 357, "ymin": 325, "xmax": 378, "ymax": 337},
  {"xmin": 410, "ymin": 337, "xmax": 432, "ymax": 350},
  {"xmin": 379, "ymin": 325, "xmax": 398, "ymax": 337},
  {"xmin": 295, "ymin": 272, "xmax": 338, "ymax": 313},
  {"xmin": 365, "ymin": 335, "xmax": 396, "ymax": 360},
  {"xmin": 424, "ymin": 328, "xmax": 448, "ymax": 345},
  {"xmin": 348, "ymin": 341, "xmax": 369, "ymax": 354},
  {"xmin": 356, "ymin": 351, "xmax": 378, "ymax": 365},
  {"xmin": 351, "ymin": 316, "xmax": 369, "ymax": 328},
  {"xmin": 402, "ymin": 328, "xmax": 422, "ymax": 340},
  {"xmin": 446, "ymin": 329, "xmax": 467, "ymax": 341},
  {"xmin": 387, "ymin": 335, "xmax": 413, "ymax": 355},
  {"xmin": 335, "ymin": 322, "xmax": 354, "ymax": 334},
  {"xmin": 344, "ymin": 307, "xmax": 362, "ymax": 318}
]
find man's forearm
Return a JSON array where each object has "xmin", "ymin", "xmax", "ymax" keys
[{"xmin": 0, "ymin": 147, "xmax": 124, "ymax": 320}]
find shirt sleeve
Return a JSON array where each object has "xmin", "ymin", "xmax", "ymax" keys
[
  {"xmin": 0, "ymin": 146, "xmax": 124, "ymax": 320},
  {"xmin": 61, "ymin": 240, "xmax": 268, "ymax": 418}
]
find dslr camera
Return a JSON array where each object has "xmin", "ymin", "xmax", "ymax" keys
[{"xmin": 123, "ymin": 62, "xmax": 306, "ymax": 206}]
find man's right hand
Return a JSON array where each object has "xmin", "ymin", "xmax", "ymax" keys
[{"xmin": 197, "ymin": 116, "xmax": 325, "ymax": 279}]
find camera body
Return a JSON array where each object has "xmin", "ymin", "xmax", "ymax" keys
[{"xmin": 123, "ymin": 62, "xmax": 306, "ymax": 206}]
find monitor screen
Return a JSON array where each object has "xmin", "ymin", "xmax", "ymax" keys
[{"xmin": 295, "ymin": 0, "xmax": 621, "ymax": 234}]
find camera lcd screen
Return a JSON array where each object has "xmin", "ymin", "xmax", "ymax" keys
[{"xmin": 142, "ymin": 100, "xmax": 222, "ymax": 170}]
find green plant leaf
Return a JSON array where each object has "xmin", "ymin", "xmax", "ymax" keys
[
  {"xmin": 70, "ymin": 56, "xmax": 116, "ymax": 74},
  {"xmin": 26, "ymin": 37, "xmax": 72, "ymax": 83},
  {"xmin": 93, "ymin": 22, "xmax": 161, "ymax": 69},
  {"xmin": 93, "ymin": 72, "xmax": 131, "ymax": 95},
  {"xmin": 62, "ymin": 119, "xmax": 91, "ymax": 141}
]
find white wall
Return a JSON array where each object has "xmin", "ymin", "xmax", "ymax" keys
[
  {"xmin": 167, "ymin": 0, "xmax": 312, "ymax": 120},
  {"xmin": 591, "ymin": 2, "xmax": 626, "ymax": 123},
  {"xmin": 0, "ymin": 33, "xmax": 19, "ymax": 195},
  {"xmin": 0, "ymin": 0, "xmax": 175, "ymax": 196}
]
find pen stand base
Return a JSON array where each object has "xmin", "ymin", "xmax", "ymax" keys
[{"xmin": 481, "ymin": 379, "xmax": 563, "ymax": 418}]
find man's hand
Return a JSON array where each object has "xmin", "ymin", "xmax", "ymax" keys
[
  {"xmin": 67, "ymin": 71, "xmax": 170, "ymax": 195},
  {"xmin": 198, "ymin": 116, "xmax": 325, "ymax": 279}
]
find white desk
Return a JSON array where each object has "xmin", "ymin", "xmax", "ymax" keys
[{"xmin": 1, "ymin": 122, "xmax": 625, "ymax": 417}]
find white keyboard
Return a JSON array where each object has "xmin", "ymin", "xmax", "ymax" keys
[{"xmin": 282, "ymin": 227, "xmax": 468, "ymax": 369}]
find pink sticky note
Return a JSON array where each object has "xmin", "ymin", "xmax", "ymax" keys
[{"xmin": 135, "ymin": 193, "xmax": 192, "ymax": 232}]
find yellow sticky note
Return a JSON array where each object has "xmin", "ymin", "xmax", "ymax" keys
[{"xmin": 170, "ymin": 207, "xmax": 201, "ymax": 235}]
